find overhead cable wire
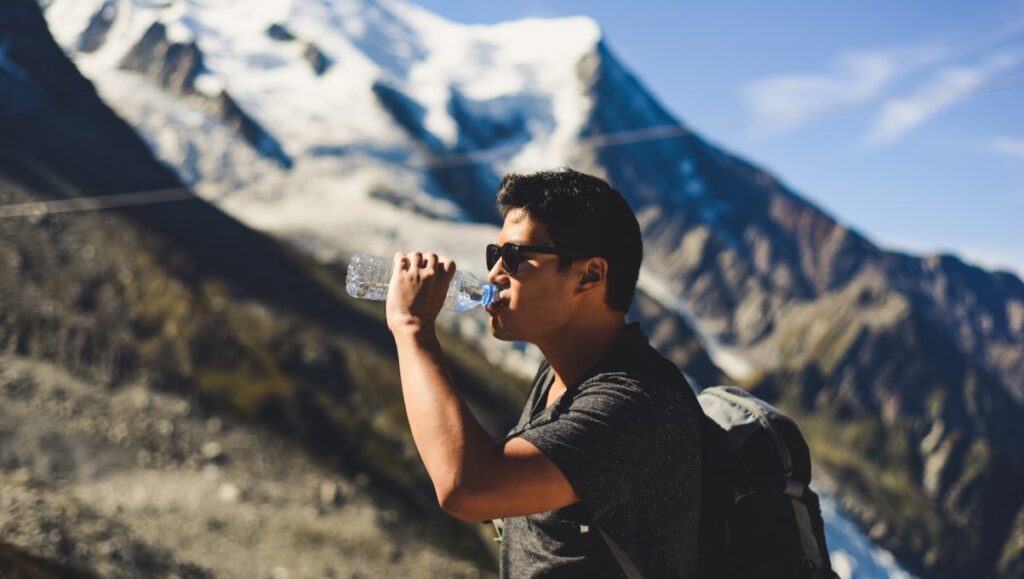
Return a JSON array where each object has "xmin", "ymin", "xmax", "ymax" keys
[
  {"xmin": 1, "ymin": 74, "xmax": 1021, "ymax": 219},
  {"xmin": 0, "ymin": 187, "xmax": 196, "ymax": 218}
]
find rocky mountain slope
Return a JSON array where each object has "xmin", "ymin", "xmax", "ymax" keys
[
  {"xmin": 0, "ymin": 0, "xmax": 550, "ymax": 575},
  {"xmin": 0, "ymin": 355, "xmax": 491, "ymax": 578}
]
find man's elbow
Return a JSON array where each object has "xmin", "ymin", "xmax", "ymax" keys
[{"xmin": 438, "ymin": 485, "xmax": 490, "ymax": 522}]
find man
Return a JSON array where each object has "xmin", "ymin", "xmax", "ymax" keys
[{"xmin": 386, "ymin": 168, "xmax": 703, "ymax": 577}]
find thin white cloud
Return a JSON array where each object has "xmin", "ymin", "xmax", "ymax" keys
[
  {"xmin": 739, "ymin": 3, "xmax": 1024, "ymax": 140},
  {"xmin": 863, "ymin": 51, "xmax": 1023, "ymax": 146},
  {"xmin": 980, "ymin": 136, "xmax": 1024, "ymax": 159},
  {"xmin": 740, "ymin": 51, "xmax": 904, "ymax": 136}
]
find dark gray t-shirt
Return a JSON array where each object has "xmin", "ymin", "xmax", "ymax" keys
[{"xmin": 497, "ymin": 322, "xmax": 703, "ymax": 578}]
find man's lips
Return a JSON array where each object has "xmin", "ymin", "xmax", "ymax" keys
[{"xmin": 486, "ymin": 293, "xmax": 509, "ymax": 313}]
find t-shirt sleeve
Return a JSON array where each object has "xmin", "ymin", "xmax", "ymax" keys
[{"xmin": 516, "ymin": 376, "xmax": 656, "ymax": 518}]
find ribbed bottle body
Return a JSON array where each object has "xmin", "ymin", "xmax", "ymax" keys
[{"xmin": 345, "ymin": 255, "xmax": 497, "ymax": 312}]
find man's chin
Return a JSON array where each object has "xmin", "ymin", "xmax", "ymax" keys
[{"xmin": 487, "ymin": 317, "xmax": 514, "ymax": 341}]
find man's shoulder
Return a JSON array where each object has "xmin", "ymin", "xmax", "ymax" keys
[
  {"xmin": 583, "ymin": 348, "xmax": 690, "ymax": 395},
  {"xmin": 575, "ymin": 372, "xmax": 648, "ymax": 402},
  {"xmin": 579, "ymin": 349, "xmax": 701, "ymax": 427}
]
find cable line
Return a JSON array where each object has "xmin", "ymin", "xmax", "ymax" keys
[{"xmin": 1, "ymin": 74, "xmax": 1021, "ymax": 219}]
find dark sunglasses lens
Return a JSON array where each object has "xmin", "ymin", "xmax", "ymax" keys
[
  {"xmin": 486, "ymin": 245, "xmax": 499, "ymax": 271},
  {"xmin": 486, "ymin": 244, "xmax": 520, "ymax": 273},
  {"xmin": 502, "ymin": 245, "xmax": 520, "ymax": 274}
]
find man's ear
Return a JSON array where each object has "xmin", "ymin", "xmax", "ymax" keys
[{"xmin": 577, "ymin": 258, "xmax": 607, "ymax": 289}]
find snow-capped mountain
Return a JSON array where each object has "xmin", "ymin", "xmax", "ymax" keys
[
  {"xmin": 40, "ymin": 1, "xmax": 1024, "ymax": 577},
  {"xmin": 40, "ymin": 0, "xmax": 736, "ymax": 384},
  {"xmin": 43, "ymin": 0, "xmax": 604, "ymax": 227}
]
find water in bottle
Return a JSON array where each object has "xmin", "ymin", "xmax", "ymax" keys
[{"xmin": 345, "ymin": 254, "xmax": 498, "ymax": 312}]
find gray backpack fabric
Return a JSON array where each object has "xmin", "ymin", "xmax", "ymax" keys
[
  {"xmin": 692, "ymin": 386, "xmax": 839, "ymax": 579},
  {"xmin": 596, "ymin": 385, "xmax": 839, "ymax": 579}
]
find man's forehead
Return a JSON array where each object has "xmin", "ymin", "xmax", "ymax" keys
[{"xmin": 497, "ymin": 209, "xmax": 551, "ymax": 245}]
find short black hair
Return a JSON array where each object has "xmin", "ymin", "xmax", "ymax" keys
[{"xmin": 496, "ymin": 168, "xmax": 643, "ymax": 313}]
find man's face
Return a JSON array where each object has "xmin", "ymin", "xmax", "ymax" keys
[{"xmin": 485, "ymin": 208, "xmax": 580, "ymax": 344}]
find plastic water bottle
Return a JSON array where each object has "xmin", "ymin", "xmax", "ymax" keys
[{"xmin": 345, "ymin": 254, "xmax": 498, "ymax": 312}]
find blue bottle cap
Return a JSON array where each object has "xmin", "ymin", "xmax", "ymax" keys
[{"xmin": 481, "ymin": 283, "xmax": 496, "ymax": 307}]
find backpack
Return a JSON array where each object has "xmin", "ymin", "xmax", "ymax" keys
[{"xmin": 598, "ymin": 385, "xmax": 840, "ymax": 579}]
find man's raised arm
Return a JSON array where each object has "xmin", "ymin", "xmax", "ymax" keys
[{"xmin": 386, "ymin": 251, "xmax": 578, "ymax": 521}]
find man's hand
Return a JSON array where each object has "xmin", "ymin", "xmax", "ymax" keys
[{"xmin": 386, "ymin": 251, "xmax": 457, "ymax": 334}]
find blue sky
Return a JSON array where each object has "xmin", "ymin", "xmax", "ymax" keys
[{"xmin": 416, "ymin": 0, "xmax": 1024, "ymax": 277}]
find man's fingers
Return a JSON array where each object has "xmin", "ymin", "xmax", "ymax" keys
[
  {"xmin": 393, "ymin": 251, "xmax": 409, "ymax": 274},
  {"xmin": 409, "ymin": 251, "xmax": 424, "ymax": 270},
  {"xmin": 424, "ymin": 252, "xmax": 439, "ymax": 273},
  {"xmin": 394, "ymin": 251, "xmax": 450, "ymax": 279}
]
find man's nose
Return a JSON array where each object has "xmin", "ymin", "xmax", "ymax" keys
[{"xmin": 487, "ymin": 260, "xmax": 508, "ymax": 286}]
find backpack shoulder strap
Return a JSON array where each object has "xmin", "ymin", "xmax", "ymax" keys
[
  {"xmin": 598, "ymin": 527, "xmax": 645, "ymax": 579},
  {"xmin": 493, "ymin": 519, "xmax": 646, "ymax": 579},
  {"xmin": 489, "ymin": 518, "xmax": 504, "ymax": 543}
]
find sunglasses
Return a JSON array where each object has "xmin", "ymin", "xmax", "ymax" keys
[{"xmin": 486, "ymin": 243, "xmax": 582, "ymax": 275}]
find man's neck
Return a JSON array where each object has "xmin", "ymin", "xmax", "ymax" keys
[{"xmin": 537, "ymin": 313, "xmax": 626, "ymax": 395}]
